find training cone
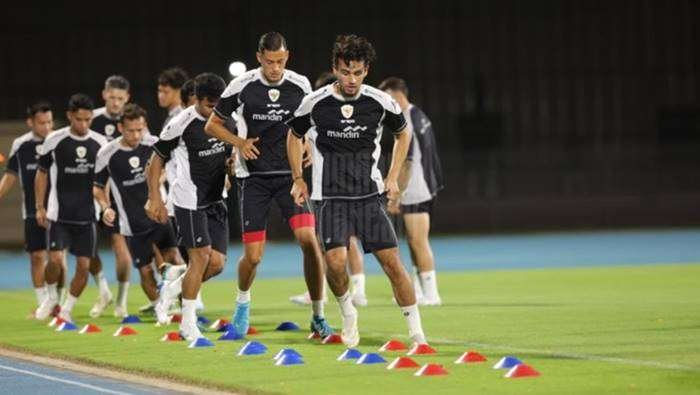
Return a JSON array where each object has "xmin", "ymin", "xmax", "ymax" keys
[
  {"xmin": 455, "ymin": 351, "xmax": 487, "ymax": 364},
  {"xmin": 169, "ymin": 314, "xmax": 182, "ymax": 323},
  {"xmin": 274, "ymin": 348, "xmax": 302, "ymax": 361},
  {"xmin": 217, "ymin": 323, "xmax": 235, "ymax": 333},
  {"xmin": 414, "ymin": 364, "xmax": 449, "ymax": 376},
  {"xmin": 121, "ymin": 315, "xmax": 142, "ymax": 324},
  {"xmin": 337, "ymin": 349, "xmax": 363, "ymax": 361},
  {"xmin": 189, "ymin": 337, "xmax": 214, "ymax": 348},
  {"xmin": 48, "ymin": 317, "xmax": 65, "ymax": 328},
  {"xmin": 387, "ymin": 356, "xmax": 420, "ymax": 370},
  {"xmin": 505, "ymin": 364, "xmax": 540, "ymax": 378},
  {"xmin": 493, "ymin": 356, "xmax": 523, "ymax": 369},
  {"xmin": 322, "ymin": 334, "xmax": 343, "ymax": 344},
  {"xmin": 197, "ymin": 316, "xmax": 210, "ymax": 325},
  {"xmin": 79, "ymin": 324, "xmax": 101, "ymax": 334},
  {"xmin": 238, "ymin": 341, "xmax": 267, "ymax": 356},
  {"xmin": 56, "ymin": 322, "xmax": 78, "ymax": 331},
  {"xmin": 275, "ymin": 354, "xmax": 304, "ymax": 366},
  {"xmin": 113, "ymin": 326, "xmax": 137, "ymax": 337},
  {"xmin": 356, "ymin": 353, "xmax": 387, "ymax": 364},
  {"xmin": 161, "ymin": 331, "xmax": 184, "ymax": 342},
  {"xmin": 275, "ymin": 321, "xmax": 300, "ymax": 331},
  {"xmin": 209, "ymin": 318, "xmax": 230, "ymax": 331},
  {"xmin": 407, "ymin": 343, "xmax": 437, "ymax": 355},
  {"xmin": 218, "ymin": 330, "xmax": 244, "ymax": 341},
  {"xmin": 379, "ymin": 339, "xmax": 408, "ymax": 352},
  {"xmin": 247, "ymin": 326, "xmax": 259, "ymax": 335},
  {"xmin": 307, "ymin": 332, "xmax": 321, "ymax": 340}
]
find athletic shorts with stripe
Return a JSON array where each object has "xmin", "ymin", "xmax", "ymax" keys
[
  {"xmin": 236, "ymin": 174, "xmax": 315, "ymax": 243},
  {"xmin": 174, "ymin": 201, "xmax": 228, "ymax": 255},
  {"xmin": 127, "ymin": 221, "xmax": 178, "ymax": 269},
  {"xmin": 24, "ymin": 218, "xmax": 47, "ymax": 252},
  {"xmin": 47, "ymin": 221, "xmax": 97, "ymax": 258}
]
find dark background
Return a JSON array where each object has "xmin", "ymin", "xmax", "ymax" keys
[{"xmin": 1, "ymin": 0, "xmax": 699, "ymax": 238}]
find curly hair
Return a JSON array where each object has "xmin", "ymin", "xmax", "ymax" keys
[{"xmin": 332, "ymin": 34, "xmax": 376, "ymax": 68}]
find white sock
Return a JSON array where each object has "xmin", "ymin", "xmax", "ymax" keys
[
  {"xmin": 336, "ymin": 290, "xmax": 357, "ymax": 317},
  {"xmin": 116, "ymin": 282, "xmax": 129, "ymax": 307},
  {"xmin": 62, "ymin": 294, "xmax": 78, "ymax": 314},
  {"xmin": 237, "ymin": 288, "xmax": 251, "ymax": 304},
  {"xmin": 195, "ymin": 290, "xmax": 204, "ymax": 306},
  {"xmin": 46, "ymin": 283, "xmax": 58, "ymax": 301},
  {"xmin": 182, "ymin": 298, "xmax": 197, "ymax": 324},
  {"xmin": 350, "ymin": 273, "xmax": 366, "ymax": 296},
  {"xmin": 168, "ymin": 272, "xmax": 185, "ymax": 296},
  {"xmin": 312, "ymin": 300, "xmax": 324, "ymax": 317},
  {"xmin": 412, "ymin": 271, "xmax": 425, "ymax": 299},
  {"xmin": 400, "ymin": 303, "xmax": 425, "ymax": 342},
  {"xmin": 419, "ymin": 270, "xmax": 440, "ymax": 301},
  {"xmin": 94, "ymin": 271, "xmax": 110, "ymax": 297},
  {"xmin": 34, "ymin": 286, "xmax": 47, "ymax": 305}
]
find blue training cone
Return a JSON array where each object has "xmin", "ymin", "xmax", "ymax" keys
[
  {"xmin": 275, "ymin": 353, "xmax": 304, "ymax": 366},
  {"xmin": 121, "ymin": 315, "xmax": 142, "ymax": 324},
  {"xmin": 274, "ymin": 348, "xmax": 302, "ymax": 361},
  {"xmin": 56, "ymin": 322, "xmax": 78, "ymax": 331},
  {"xmin": 493, "ymin": 356, "xmax": 523, "ymax": 369},
  {"xmin": 337, "ymin": 349, "xmax": 363, "ymax": 361},
  {"xmin": 238, "ymin": 341, "xmax": 267, "ymax": 356},
  {"xmin": 218, "ymin": 323, "xmax": 235, "ymax": 333},
  {"xmin": 356, "ymin": 353, "xmax": 387, "ymax": 364},
  {"xmin": 218, "ymin": 330, "xmax": 244, "ymax": 341},
  {"xmin": 188, "ymin": 337, "xmax": 214, "ymax": 348},
  {"xmin": 275, "ymin": 321, "xmax": 300, "ymax": 331},
  {"xmin": 197, "ymin": 316, "xmax": 211, "ymax": 325}
]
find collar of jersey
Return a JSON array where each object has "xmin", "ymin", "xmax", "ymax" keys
[
  {"xmin": 256, "ymin": 68, "xmax": 286, "ymax": 87},
  {"xmin": 330, "ymin": 83, "xmax": 363, "ymax": 102},
  {"xmin": 30, "ymin": 131, "xmax": 45, "ymax": 142},
  {"xmin": 65, "ymin": 128, "xmax": 93, "ymax": 141}
]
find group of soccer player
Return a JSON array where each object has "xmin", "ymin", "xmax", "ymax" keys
[{"xmin": 0, "ymin": 32, "xmax": 445, "ymax": 348}]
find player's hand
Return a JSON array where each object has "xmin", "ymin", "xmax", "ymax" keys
[
  {"xmin": 290, "ymin": 177, "xmax": 309, "ymax": 207},
  {"xmin": 224, "ymin": 176, "xmax": 232, "ymax": 191},
  {"xmin": 387, "ymin": 197, "xmax": 401, "ymax": 215},
  {"xmin": 384, "ymin": 178, "xmax": 400, "ymax": 211},
  {"xmin": 102, "ymin": 207, "xmax": 116, "ymax": 227},
  {"xmin": 145, "ymin": 198, "xmax": 168, "ymax": 224},
  {"xmin": 238, "ymin": 137, "xmax": 260, "ymax": 160},
  {"xmin": 225, "ymin": 153, "xmax": 236, "ymax": 177},
  {"xmin": 36, "ymin": 207, "xmax": 48, "ymax": 228},
  {"xmin": 302, "ymin": 140, "xmax": 313, "ymax": 168}
]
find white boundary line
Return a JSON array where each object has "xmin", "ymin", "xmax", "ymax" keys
[{"xmin": 0, "ymin": 363, "xmax": 130, "ymax": 394}]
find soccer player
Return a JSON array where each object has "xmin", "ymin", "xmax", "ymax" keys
[
  {"xmin": 286, "ymin": 35, "xmax": 427, "ymax": 347},
  {"xmin": 288, "ymin": 72, "xmax": 368, "ymax": 307},
  {"xmin": 180, "ymin": 79, "xmax": 196, "ymax": 107},
  {"xmin": 146, "ymin": 72, "xmax": 229, "ymax": 340},
  {"xmin": 0, "ymin": 102, "xmax": 57, "ymax": 309},
  {"xmin": 90, "ymin": 75, "xmax": 134, "ymax": 317},
  {"xmin": 204, "ymin": 32, "xmax": 332, "ymax": 337},
  {"xmin": 34, "ymin": 94, "xmax": 108, "ymax": 323},
  {"xmin": 379, "ymin": 77, "xmax": 445, "ymax": 306},
  {"xmin": 158, "ymin": 67, "xmax": 189, "ymax": 127},
  {"xmin": 94, "ymin": 104, "xmax": 184, "ymax": 313}
]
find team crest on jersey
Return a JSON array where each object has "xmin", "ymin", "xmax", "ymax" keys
[
  {"xmin": 268, "ymin": 89, "xmax": 280, "ymax": 102},
  {"xmin": 341, "ymin": 104, "xmax": 354, "ymax": 119},
  {"xmin": 76, "ymin": 146, "xmax": 87, "ymax": 158},
  {"xmin": 105, "ymin": 124, "xmax": 116, "ymax": 136},
  {"xmin": 129, "ymin": 156, "xmax": 140, "ymax": 169}
]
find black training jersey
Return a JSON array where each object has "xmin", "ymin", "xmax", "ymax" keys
[
  {"xmin": 402, "ymin": 104, "xmax": 444, "ymax": 205},
  {"xmin": 38, "ymin": 127, "xmax": 107, "ymax": 224},
  {"xmin": 287, "ymin": 84, "xmax": 407, "ymax": 200},
  {"xmin": 94, "ymin": 135, "xmax": 159, "ymax": 236},
  {"xmin": 6, "ymin": 131, "xmax": 47, "ymax": 218},
  {"xmin": 153, "ymin": 106, "xmax": 232, "ymax": 210},
  {"xmin": 91, "ymin": 107, "xmax": 121, "ymax": 141},
  {"xmin": 213, "ymin": 68, "xmax": 311, "ymax": 178}
]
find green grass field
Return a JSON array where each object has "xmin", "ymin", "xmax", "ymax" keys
[{"xmin": 1, "ymin": 264, "xmax": 699, "ymax": 394}]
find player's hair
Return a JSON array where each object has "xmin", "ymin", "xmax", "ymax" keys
[
  {"xmin": 180, "ymin": 79, "xmax": 195, "ymax": 104},
  {"xmin": 67, "ymin": 93, "xmax": 94, "ymax": 112},
  {"xmin": 314, "ymin": 72, "xmax": 337, "ymax": 89},
  {"xmin": 258, "ymin": 31, "xmax": 287, "ymax": 52},
  {"xmin": 26, "ymin": 101, "xmax": 52, "ymax": 118},
  {"xmin": 104, "ymin": 75, "xmax": 130, "ymax": 92},
  {"xmin": 332, "ymin": 34, "xmax": 376, "ymax": 68},
  {"xmin": 193, "ymin": 73, "xmax": 226, "ymax": 101},
  {"xmin": 378, "ymin": 77, "xmax": 409, "ymax": 98},
  {"xmin": 119, "ymin": 103, "xmax": 147, "ymax": 123},
  {"xmin": 158, "ymin": 67, "xmax": 189, "ymax": 89}
]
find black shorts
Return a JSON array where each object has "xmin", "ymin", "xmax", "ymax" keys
[
  {"xmin": 169, "ymin": 215, "xmax": 189, "ymax": 263},
  {"xmin": 24, "ymin": 218, "xmax": 47, "ymax": 252},
  {"xmin": 237, "ymin": 175, "xmax": 314, "ymax": 243},
  {"xmin": 127, "ymin": 222, "xmax": 178, "ymax": 269},
  {"xmin": 174, "ymin": 202, "xmax": 228, "ymax": 254},
  {"xmin": 314, "ymin": 195, "xmax": 398, "ymax": 253},
  {"xmin": 401, "ymin": 199, "xmax": 433, "ymax": 215},
  {"xmin": 48, "ymin": 221, "xmax": 97, "ymax": 257}
]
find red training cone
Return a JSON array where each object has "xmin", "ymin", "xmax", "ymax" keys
[
  {"xmin": 455, "ymin": 351, "xmax": 487, "ymax": 364},
  {"xmin": 307, "ymin": 332, "xmax": 321, "ymax": 340},
  {"xmin": 414, "ymin": 364, "xmax": 449, "ymax": 376},
  {"xmin": 79, "ymin": 324, "xmax": 101, "ymax": 334},
  {"xmin": 113, "ymin": 326, "xmax": 137, "ymax": 337},
  {"xmin": 379, "ymin": 339, "xmax": 408, "ymax": 352},
  {"xmin": 48, "ymin": 317, "xmax": 65, "ymax": 328},
  {"xmin": 247, "ymin": 326, "xmax": 259, "ymax": 335},
  {"xmin": 504, "ymin": 364, "xmax": 540, "ymax": 378},
  {"xmin": 169, "ymin": 314, "xmax": 182, "ymax": 323},
  {"xmin": 387, "ymin": 356, "xmax": 420, "ymax": 370},
  {"xmin": 321, "ymin": 334, "xmax": 343, "ymax": 344},
  {"xmin": 160, "ymin": 331, "xmax": 184, "ymax": 342},
  {"xmin": 407, "ymin": 343, "xmax": 437, "ymax": 355}
]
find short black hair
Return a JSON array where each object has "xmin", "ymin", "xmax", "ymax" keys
[
  {"xmin": 119, "ymin": 103, "xmax": 147, "ymax": 123},
  {"xmin": 193, "ymin": 73, "xmax": 226, "ymax": 101},
  {"xmin": 26, "ymin": 101, "xmax": 52, "ymax": 118},
  {"xmin": 180, "ymin": 79, "xmax": 195, "ymax": 104},
  {"xmin": 104, "ymin": 75, "xmax": 130, "ymax": 92},
  {"xmin": 67, "ymin": 93, "xmax": 94, "ymax": 112},
  {"xmin": 314, "ymin": 72, "xmax": 337, "ymax": 89},
  {"xmin": 158, "ymin": 67, "xmax": 189, "ymax": 89},
  {"xmin": 332, "ymin": 34, "xmax": 376, "ymax": 68},
  {"xmin": 258, "ymin": 31, "xmax": 287, "ymax": 52},
  {"xmin": 378, "ymin": 77, "xmax": 409, "ymax": 97}
]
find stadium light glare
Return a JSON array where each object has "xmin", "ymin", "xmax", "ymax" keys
[{"xmin": 229, "ymin": 61, "xmax": 247, "ymax": 77}]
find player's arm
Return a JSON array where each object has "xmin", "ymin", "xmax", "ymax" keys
[
  {"xmin": 92, "ymin": 186, "xmax": 115, "ymax": 227},
  {"xmin": 34, "ymin": 169, "xmax": 48, "ymax": 228},
  {"xmin": 386, "ymin": 127, "xmax": 411, "ymax": 207},
  {"xmin": 0, "ymin": 173, "xmax": 17, "ymax": 199},
  {"xmin": 204, "ymin": 112, "xmax": 259, "ymax": 160},
  {"xmin": 287, "ymin": 129, "xmax": 308, "ymax": 206},
  {"xmin": 145, "ymin": 152, "xmax": 168, "ymax": 224}
]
